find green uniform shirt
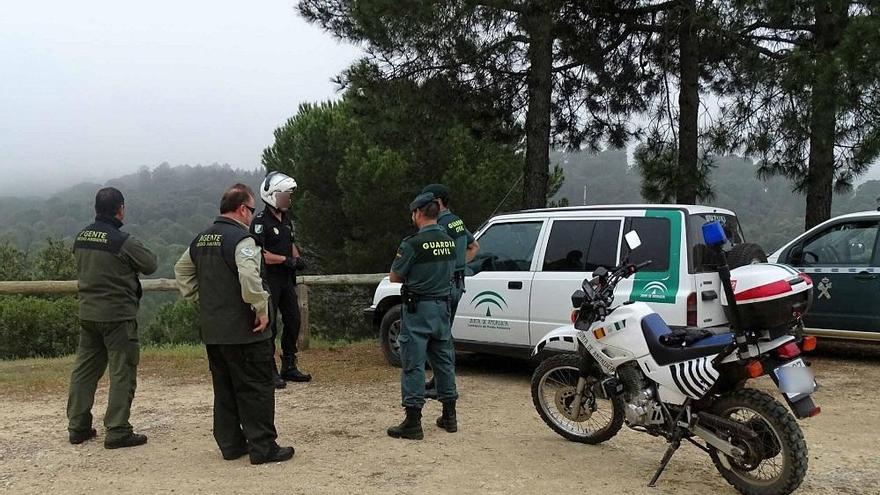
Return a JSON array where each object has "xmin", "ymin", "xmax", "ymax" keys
[
  {"xmin": 437, "ymin": 208, "xmax": 474, "ymax": 273},
  {"xmin": 391, "ymin": 224, "xmax": 456, "ymax": 297},
  {"xmin": 74, "ymin": 215, "xmax": 158, "ymax": 322}
]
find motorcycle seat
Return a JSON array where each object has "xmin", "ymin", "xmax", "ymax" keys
[{"xmin": 642, "ymin": 313, "xmax": 733, "ymax": 366}]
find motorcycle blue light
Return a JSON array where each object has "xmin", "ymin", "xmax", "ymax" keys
[{"xmin": 702, "ymin": 221, "xmax": 727, "ymax": 246}]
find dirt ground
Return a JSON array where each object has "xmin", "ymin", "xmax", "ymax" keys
[{"xmin": 1, "ymin": 343, "xmax": 878, "ymax": 495}]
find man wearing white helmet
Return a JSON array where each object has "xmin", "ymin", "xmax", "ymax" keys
[{"xmin": 251, "ymin": 171, "xmax": 312, "ymax": 388}]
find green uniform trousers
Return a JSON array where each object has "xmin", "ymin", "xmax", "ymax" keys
[
  {"xmin": 206, "ymin": 339, "xmax": 279, "ymax": 461},
  {"xmin": 399, "ymin": 299, "xmax": 458, "ymax": 408},
  {"xmin": 67, "ymin": 319, "xmax": 139, "ymax": 442}
]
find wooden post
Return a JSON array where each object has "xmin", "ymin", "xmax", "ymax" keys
[{"xmin": 296, "ymin": 284, "xmax": 309, "ymax": 351}]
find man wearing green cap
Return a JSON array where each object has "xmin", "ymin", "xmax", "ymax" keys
[
  {"xmin": 419, "ymin": 184, "xmax": 479, "ymax": 399},
  {"xmin": 386, "ymin": 192, "xmax": 458, "ymax": 440}
]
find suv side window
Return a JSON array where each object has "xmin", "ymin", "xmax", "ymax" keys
[
  {"xmin": 623, "ymin": 217, "xmax": 670, "ymax": 272},
  {"xmin": 799, "ymin": 221, "xmax": 880, "ymax": 267},
  {"xmin": 542, "ymin": 220, "xmax": 620, "ymax": 272},
  {"xmin": 468, "ymin": 221, "xmax": 543, "ymax": 275}
]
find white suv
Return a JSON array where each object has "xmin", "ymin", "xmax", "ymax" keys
[{"xmin": 365, "ymin": 205, "xmax": 765, "ymax": 366}]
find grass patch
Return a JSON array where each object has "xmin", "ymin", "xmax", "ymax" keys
[{"xmin": 0, "ymin": 338, "xmax": 394, "ymax": 401}]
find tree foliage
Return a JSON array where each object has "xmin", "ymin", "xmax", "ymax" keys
[
  {"xmin": 710, "ymin": 0, "xmax": 880, "ymax": 228},
  {"xmin": 298, "ymin": 0, "xmax": 649, "ymax": 209},
  {"xmin": 262, "ymin": 72, "xmax": 524, "ymax": 273}
]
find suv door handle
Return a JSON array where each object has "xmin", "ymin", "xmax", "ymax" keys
[
  {"xmin": 855, "ymin": 272, "xmax": 877, "ymax": 281},
  {"xmin": 508, "ymin": 281, "xmax": 523, "ymax": 290}
]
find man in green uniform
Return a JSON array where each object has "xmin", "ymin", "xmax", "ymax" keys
[
  {"xmin": 419, "ymin": 184, "xmax": 479, "ymax": 400},
  {"xmin": 174, "ymin": 184, "xmax": 294, "ymax": 464},
  {"xmin": 67, "ymin": 187, "xmax": 158, "ymax": 449},
  {"xmin": 387, "ymin": 192, "xmax": 459, "ymax": 440}
]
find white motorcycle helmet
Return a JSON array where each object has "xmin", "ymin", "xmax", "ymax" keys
[{"xmin": 260, "ymin": 171, "xmax": 297, "ymax": 211}]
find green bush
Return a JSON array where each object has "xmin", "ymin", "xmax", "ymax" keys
[
  {"xmin": 0, "ymin": 296, "xmax": 79, "ymax": 359},
  {"xmin": 142, "ymin": 299, "xmax": 200, "ymax": 345}
]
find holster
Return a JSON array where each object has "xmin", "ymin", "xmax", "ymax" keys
[
  {"xmin": 453, "ymin": 271, "xmax": 465, "ymax": 291},
  {"xmin": 401, "ymin": 285, "xmax": 419, "ymax": 313}
]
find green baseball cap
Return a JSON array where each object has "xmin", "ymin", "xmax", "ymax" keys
[
  {"xmin": 409, "ymin": 192, "xmax": 436, "ymax": 211},
  {"xmin": 421, "ymin": 183, "xmax": 450, "ymax": 202}
]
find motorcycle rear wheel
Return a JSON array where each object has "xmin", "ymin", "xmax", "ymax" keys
[
  {"xmin": 708, "ymin": 389, "xmax": 808, "ymax": 495},
  {"xmin": 531, "ymin": 353, "xmax": 623, "ymax": 444}
]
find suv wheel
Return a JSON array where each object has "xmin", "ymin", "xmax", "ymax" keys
[
  {"xmin": 379, "ymin": 304, "xmax": 402, "ymax": 367},
  {"xmin": 728, "ymin": 242, "xmax": 768, "ymax": 268}
]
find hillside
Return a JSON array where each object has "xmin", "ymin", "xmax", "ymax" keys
[
  {"xmin": 2, "ymin": 155, "xmax": 879, "ymax": 269},
  {"xmin": 0, "ymin": 163, "xmax": 263, "ymax": 279},
  {"xmin": 551, "ymin": 151, "xmax": 880, "ymax": 252}
]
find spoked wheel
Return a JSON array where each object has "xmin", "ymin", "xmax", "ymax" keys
[
  {"xmin": 709, "ymin": 389, "xmax": 808, "ymax": 495},
  {"xmin": 531, "ymin": 353, "xmax": 623, "ymax": 444}
]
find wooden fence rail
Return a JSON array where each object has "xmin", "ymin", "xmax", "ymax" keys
[{"xmin": 0, "ymin": 274, "xmax": 387, "ymax": 350}]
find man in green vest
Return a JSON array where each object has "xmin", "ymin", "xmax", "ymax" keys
[
  {"xmin": 387, "ymin": 192, "xmax": 459, "ymax": 440},
  {"xmin": 174, "ymin": 184, "xmax": 294, "ymax": 464},
  {"xmin": 419, "ymin": 184, "xmax": 479, "ymax": 400},
  {"xmin": 67, "ymin": 187, "xmax": 158, "ymax": 449}
]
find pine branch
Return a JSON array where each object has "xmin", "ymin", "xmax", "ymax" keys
[
  {"xmin": 744, "ymin": 34, "xmax": 808, "ymax": 46},
  {"xmin": 474, "ymin": 0, "xmax": 526, "ymax": 14}
]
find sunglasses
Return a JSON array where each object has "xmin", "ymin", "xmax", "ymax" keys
[{"xmin": 242, "ymin": 204, "xmax": 255, "ymax": 214}]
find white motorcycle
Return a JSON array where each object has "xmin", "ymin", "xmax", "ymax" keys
[{"xmin": 530, "ymin": 223, "xmax": 820, "ymax": 495}]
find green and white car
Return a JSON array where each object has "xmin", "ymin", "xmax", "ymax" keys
[
  {"xmin": 769, "ymin": 210, "xmax": 880, "ymax": 341},
  {"xmin": 365, "ymin": 205, "xmax": 766, "ymax": 366}
]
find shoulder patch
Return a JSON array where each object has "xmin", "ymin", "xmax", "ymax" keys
[
  {"xmin": 240, "ymin": 247, "xmax": 256, "ymax": 258},
  {"xmin": 254, "ymin": 224, "xmax": 263, "ymax": 234}
]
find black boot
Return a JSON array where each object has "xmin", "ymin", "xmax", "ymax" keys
[
  {"xmin": 424, "ymin": 376, "xmax": 438, "ymax": 400},
  {"xmin": 272, "ymin": 361, "xmax": 287, "ymax": 389},
  {"xmin": 105, "ymin": 432, "xmax": 148, "ymax": 450},
  {"xmin": 436, "ymin": 400, "xmax": 458, "ymax": 433},
  {"xmin": 69, "ymin": 428, "xmax": 97, "ymax": 445},
  {"xmin": 387, "ymin": 407, "xmax": 424, "ymax": 440},
  {"xmin": 250, "ymin": 445, "xmax": 295, "ymax": 465},
  {"xmin": 280, "ymin": 355, "xmax": 311, "ymax": 383}
]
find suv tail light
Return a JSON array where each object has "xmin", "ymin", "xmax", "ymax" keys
[
  {"xmin": 687, "ymin": 292, "xmax": 697, "ymax": 327},
  {"xmin": 570, "ymin": 309, "xmax": 579, "ymax": 324}
]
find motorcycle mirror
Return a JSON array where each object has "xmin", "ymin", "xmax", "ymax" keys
[{"xmin": 624, "ymin": 230, "xmax": 642, "ymax": 251}]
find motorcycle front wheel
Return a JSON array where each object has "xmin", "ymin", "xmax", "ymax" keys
[
  {"xmin": 708, "ymin": 389, "xmax": 808, "ymax": 495},
  {"xmin": 531, "ymin": 353, "xmax": 623, "ymax": 444}
]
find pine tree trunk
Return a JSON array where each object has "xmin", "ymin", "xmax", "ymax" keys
[
  {"xmin": 677, "ymin": 0, "xmax": 699, "ymax": 205},
  {"xmin": 523, "ymin": 7, "xmax": 553, "ymax": 209},
  {"xmin": 804, "ymin": 0, "xmax": 846, "ymax": 230}
]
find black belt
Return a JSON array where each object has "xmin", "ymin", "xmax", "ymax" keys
[{"xmin": 414, "ymin": 295, "xmax": 451, "ymax": 301}]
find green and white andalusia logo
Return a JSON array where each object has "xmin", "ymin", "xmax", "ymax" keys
[{"xmin": 470, "ymin": 290, "xmax": 508, "ymax": 317}]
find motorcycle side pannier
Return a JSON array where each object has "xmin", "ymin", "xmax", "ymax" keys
[{"xmin": 721, "ymin": 264, "xmax": 813, "ymax": 332}]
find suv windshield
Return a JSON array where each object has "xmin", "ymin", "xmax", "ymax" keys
[{"xmin": 688, "ymin": 213, "xmax": 745, "ymax": 272}]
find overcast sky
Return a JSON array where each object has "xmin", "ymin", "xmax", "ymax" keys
[{"xmin": 0, "ymin": 1, "xmax": 361, "ymax": 194}]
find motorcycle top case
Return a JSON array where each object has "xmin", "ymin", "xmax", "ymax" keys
[{"xmin": 721, "ymin": 264, "xmax": 813, "ymax": 331}]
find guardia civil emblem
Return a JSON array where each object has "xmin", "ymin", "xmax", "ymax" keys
[
  {"xmin": 817, "ymin": 277, "xmax": 832, "ymax": 300},
  {"xmin": 254, "ymin": 224, "xmax": 263, "ymax": 234}
]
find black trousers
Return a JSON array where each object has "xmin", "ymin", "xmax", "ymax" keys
[
  {"xmin": 206, "ymin": 340, "xmax": 278, "ymax": 461},
  {"xmin": 267, "ymin": 276, "xmax": 301, "ymax": 358}
]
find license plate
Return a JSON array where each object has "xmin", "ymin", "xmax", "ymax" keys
[{"xmin": 774, "ymin": 358, "xmax": 816, "ymax": 399}]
